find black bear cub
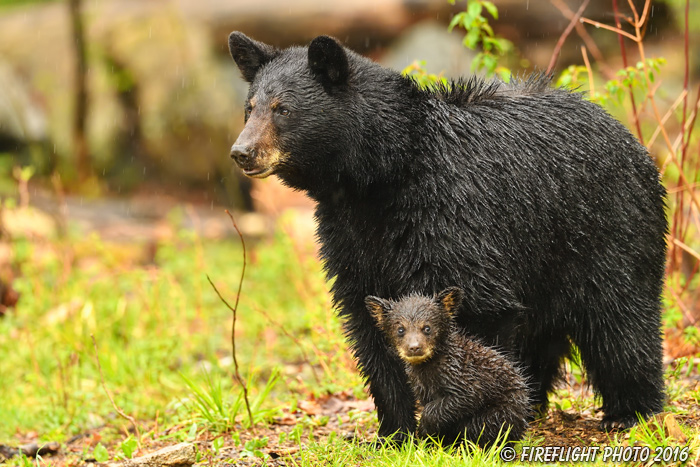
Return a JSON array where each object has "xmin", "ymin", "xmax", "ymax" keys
[{"xmin": 366, "ymin": 287, "xmax": 530, "ymax": 447}]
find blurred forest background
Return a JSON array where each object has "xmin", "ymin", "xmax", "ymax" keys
[
  {"xmin": 2, "ymin": 0, "xmax": 698, "ymax": 327},
  {"xmin": 0, "ymin": 0, "xmax": 695, "ymax": 216},
  {"xmin": 1, "ymin": 0, "xmax": 700, "ymax": 465}
]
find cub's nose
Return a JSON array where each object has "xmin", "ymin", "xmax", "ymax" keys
[
  {"xmin": 407, "ymin": 343, "xmax": 422, "ymax": 355},
  {"xmin": 230, "ymin": 145, "xmax": 253, "ymax": 164}
]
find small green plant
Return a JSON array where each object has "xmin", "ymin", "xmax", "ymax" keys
[
  {"xmin": 93, "ymin": 442, "xmax": 110, "ymax": 463},
  {"xmin": 180, "ymin": 366, "xmax": 280, "ymax": 432},
  {"xmin": 119, "ymin": 436, "xmax": 139, "ymax": 459},
  {"xmin": 401, "ymin": 60, "xmax": 448, "ymax": 88},
  {"xmin": 186, "ymin": 421, "xmax": 198, "ymax": 441},
  {"xmin": 627, "ymin": 415, "xmax": 676, "ymax": 451},
  {"xmin": 240, "ymin": 436, "xmax": 268, "ymax": 459},
  {"xmin": 211, "ymin": 436, "xmax": 225, "ymax": 455},
  {"xmin": 555, "ymin": 57, "xmax": 667, "ymax": 108},
  {"xmin": 180, "ymin": 369, "xmax": 237, "ymax": 432},
  {"xmin": 448, "ymin": 0, "xmax": 512, "ymax": 79}
]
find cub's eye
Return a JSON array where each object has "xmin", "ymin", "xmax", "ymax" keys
[
  {"xmin": 278, "ymin": 108, "xmax": 290, "ymax": 117},
  {"xmin": 397, "ymin": 326, "xmax": 405, "ymax": 336},
  {"xmin": 423, "ymin": 325, "xmax": 431, "ymax": 334}
]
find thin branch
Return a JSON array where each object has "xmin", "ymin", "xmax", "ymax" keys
[
  {"xmin": 581, "ymin": 46, "xmax": 595, "ymax": 96},
  {"xmin": 647, "ymin": 90, "xmax": 688, "ymax": 149},
  {"xmin": 682, "ymin": 83, "xmax": 700, "ymax": 173},
  {"xmin": 549, "ymin": 0, "xmax": 613, "ymax": 79},
  {"xmin": 91, "ymin": 335, "xmax": 141, "ymax": 447},
  {"xmin": 546, "ymin": 0, "xmax": 591, "ymax": 75},
  {"xmin": 612, "ymin": 0, "xmax": 643, "ymax": 143},
  {"xmin": 254, "ymin": 304, "xmax": 322, "ymax": 385},
  {"xmin": 205, "ymin": 209, "xmax": 253, "ymax": 428},
  {"xmin": 626, "ymin": 0, "xmax": 640, "ymax": 25},
  {"xmin": 579, "ymin": 18, "xmax": 638, "ymax": 41},
  {"xmin": 680, "ymin": 0, "xmax": 690, "ymax": 167}
]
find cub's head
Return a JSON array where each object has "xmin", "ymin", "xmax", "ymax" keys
[
  {"xmin": 365, "ymin": 287, "xmax": 464, "ymax": 365},
  {"xmin": 227, "ymin": 32, "xmax": 358, "ymax": 189}
]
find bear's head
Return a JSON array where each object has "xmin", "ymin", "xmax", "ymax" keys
[
  {"xmin": 365, "ymin": 287, "xmax": 463, "ymax": 365},
  {"xmin": 227, "ymin": 32, "xmax": 361, "ymax": 192}
]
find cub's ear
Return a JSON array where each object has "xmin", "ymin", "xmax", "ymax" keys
[
  {"xmin": 228, "ymin": 32, "xmax": 278, "ymax": 83},
  {"xmin": 436, "ymin": 287, "xmax": 464, "ymax": 316},
  {"xmin": 365, "ymin": 296, "xmax": 390, "ymax": 325},
  {"xmin": 308, "ymin": 36, "xmax": 349, "ymax": 85}
]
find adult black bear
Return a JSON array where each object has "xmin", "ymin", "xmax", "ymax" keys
[
  {"xmin": 366, "ymin": 287, "xmax": 530, "ymax": 446},
  {"xmin": 227, "ymin": 32, "xmax": 667, "ymax": 441}
]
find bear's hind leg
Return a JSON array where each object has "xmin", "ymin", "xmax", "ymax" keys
[{"xmin": 572, "ymin": 299, "xmax": 664, "ymax": 430}]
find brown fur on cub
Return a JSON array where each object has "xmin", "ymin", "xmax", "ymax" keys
[{"xmin": 366, "ymin": 287, "xmax": 530, "ymax": 447}]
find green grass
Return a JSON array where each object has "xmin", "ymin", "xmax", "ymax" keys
[
  {"xmin": 1, "ymin": 208, "xmax": 699, "ymax": 466},
  {"xmin": 0, "ymin": 212, "xmax": 358, "ymax": 444}
]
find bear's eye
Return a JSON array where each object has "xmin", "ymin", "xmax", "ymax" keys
[
  {"xmin": 397, "ymin": 326, "xmax": 405, "ymax": 336},
  {"xmin": 423, "ymin": 325, "xmax": 431, "ymax": 334},
  {"xmin": 278, "ymin": 107, "xmax": 290, "ymax": 117}
]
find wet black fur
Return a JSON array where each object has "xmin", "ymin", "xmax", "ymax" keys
[
  {"xmin": 228, "ymin": 33, "xmax": 667, "ymax": 440},
  {"xmin": 367, "ymin": 289, "xmax": 530, "ymax": 447}
]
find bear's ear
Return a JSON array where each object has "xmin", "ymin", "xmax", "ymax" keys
[
  {"xmin": 308, "ymin": 36, "xmax": 349, "ymax": 86},
  {"xmin": 436, "ymin": 287, "xmax": 464, "ymax": 317},
  {"xmin": 228, "ymin": 32, "xmax": 278, "ymax": 83},
  {"xmin": 365, "ymin": 296, "xmax": 390, "ymax": 325}
]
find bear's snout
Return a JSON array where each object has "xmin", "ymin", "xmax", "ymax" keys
[
  {"xmin": 230, "ymin": 144, "xmax": 254, "ymax": 165},
  {"xmin": 406, "ymin": 341, "xmax": 423, "ymax": 356}
]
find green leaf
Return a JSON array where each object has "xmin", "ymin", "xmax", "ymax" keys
[
  {"xmin": 468, "ymin": 0, "xmax": 483, "ymax": 18},
  {"xmin": 120, "ymin": 437, "xmax": 138, "ymax": 459},
  {"xmin": 187, "ymin": 422, "xmax": 198, "ymax": 441},
  {"xmin": 496, "ymin": 67, "xmax": 512, "ymax": 82},
  {"xmin": 482, "ymin": 53, "xmax": 498, "ymax": 74},
  {"xmin": 448, "ymin": 12, "xmax": 465, "ymax": 32},
  {"xmin": 94, "ymin": 443, "xmax": 109, "ymax": 463},
  {"xmin": 483, "ymin": 0, "xmax": 499, "ymax": 19},
  {"xmin": 470, "ymin": 52, "xmax": 485, "ymax": 72},
  {"xmin": 558, "ymin": 73, "xmax": 573, "ymax": 87},
  {"xmin": 212, "ymin": 437, "xmax": 224, "ymax": 454},
  {"xmin": 464, "ymin": 27, "xmax": 481, "ymax": 49}
]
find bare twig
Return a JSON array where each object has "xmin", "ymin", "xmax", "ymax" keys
[
  {"xmin": 579, "ymin": 17, "xmax": 637, "ymax": 41},
  {"xmin": 90, "ymin": 335, "xmax": 141, "ymax": 446},
  {"xmin": 254, "ymin": 304, "xmax": 322, "ymax": 385},
  {"xmin": 546, "ymin": 0, "xmax": 591, "ymax": 74},
  {"xmin": 647, "ymin": 90, "xmax": 689, "ymax": 149},
  {"xmin": 611, "ymin": 0, "xmax": 643, "ymax": 143},
  {"xmin": 549, "ymin": 0, "xmax": 613, "ymax": 78},
  {"xmin": 581, "ymin": 46, "xmax": 594, "ymax": 96},
  {"xmin": 206, "ymin": 209, "xmax": 254, "ymax": 428}
]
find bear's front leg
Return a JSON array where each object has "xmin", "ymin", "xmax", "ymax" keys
[
  {"xmin": 417, "ymin": 397, "xmax": 465, "ymax": 444},
  {"xmin": 346, "ymin": 310, "xmax": 417, "ymax": 443}
]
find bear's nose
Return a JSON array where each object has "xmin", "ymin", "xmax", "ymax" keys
[
  {"xmin": 407, "ymin": 342, "xmax": 422, "ymax": 354},
  {"xmin": 230, "ymin": 145, "xmax": 253, "ymax": 164}
]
